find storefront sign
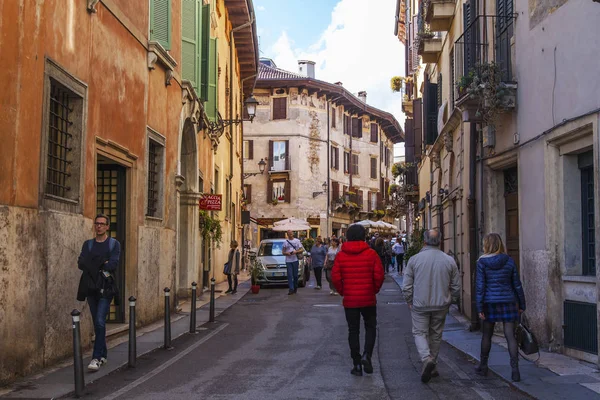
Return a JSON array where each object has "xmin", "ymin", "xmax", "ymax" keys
[
  {"xmin": 307, "ymin": 218, "xmax": 321, "ymax": 225},
  {"xmin": 198, "ymin": 194, "xmax": 222, "ymax": 211}
]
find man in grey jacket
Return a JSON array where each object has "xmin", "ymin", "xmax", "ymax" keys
[{"xmin": 402, "ymin": 229, "xmax": 460, "ymax": 383}]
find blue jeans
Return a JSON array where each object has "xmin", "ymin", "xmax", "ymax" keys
[
  {"xmin": 87, "ymin": 295, "xmax": 112, "ymax": 360},
  {"xmin": 286, "ymin": 261, "xmax": 299, "ymax": 291}
]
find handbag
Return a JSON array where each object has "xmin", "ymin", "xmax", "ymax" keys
[
  {"xmin": 515, "ymin": 316, "xmax": 539, "ymax": 355},
  {"xmin": 223, "ymin": 262, "xmax": 231, "ymax": 275}
]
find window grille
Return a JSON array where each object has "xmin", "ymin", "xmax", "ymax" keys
[
  {"xmin": 46, "ymin": 80, "xmax": 73, "ymax": 198},
  {"xmin": 147, "ymin": 140, "xmax": 159, "ymax": 216}
]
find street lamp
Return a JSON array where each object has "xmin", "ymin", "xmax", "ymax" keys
[
  {"xmin": 243, "ymin": 158, "xmax": 267, "ymax": 179},
  {"xmin": 312, "ymin": 181, "xmax": 328, "ymax": 198},
  {"xmin": 206, "ymin": 95, "xmax": 259, "ymax": 136}
]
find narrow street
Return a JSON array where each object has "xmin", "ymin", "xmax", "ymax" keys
[{"xmin": 76, "ymin": 276, "xmax": 529, "ymax": 400}]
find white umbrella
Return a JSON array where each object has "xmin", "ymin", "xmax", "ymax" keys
[
  {"xmin": 272, "ymin": 222, "xmax": 311, "ymax": 232},
  {"xmin": 273, "ymin": 217, "xmax": 310, "ymax": 227},
  {"xmin": 384, "ymin": 222, "xmax": 399, "ymax": 231},
  {"xmin": 352, "ymin": 220, "xmax": 374, "ymax": 228},
  {"xmin": 371, "ymin": 221, "xmax": 387, "ymax": 230}
]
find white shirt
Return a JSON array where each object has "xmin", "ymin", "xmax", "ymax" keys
[{"xmin": 282, "ymin": 238, "xmax": 303, "ymax": 263}]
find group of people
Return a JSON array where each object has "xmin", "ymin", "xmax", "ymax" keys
[{"xmin": 330, "ymin": 225, "xmax": 527, "ymax": 384}]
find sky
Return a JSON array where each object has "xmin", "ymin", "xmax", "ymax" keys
[{"xmin": 254, "ymin": 0, "xmax": 406, "ymax": 156}]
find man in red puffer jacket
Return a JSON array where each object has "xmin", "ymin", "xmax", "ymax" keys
[{"xmin": 332, "ymin": 224, "xmax": 385, "ymax": 377}]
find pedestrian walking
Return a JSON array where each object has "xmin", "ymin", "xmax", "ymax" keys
[
  {"xmin": 310, "ymin": 237, "xmax": 327, "ymax": 289},
  {"xmin": 324, "ymin": 238, "xmax": 340, "ymax": 295},
  {"xmin": 77, "ymin": 214, "xmax": 121, "ymax": 372},
  {"xmin": 332, "ymin": 224, "xmax": 385, "ymax": 377},
  {"xmin": 401, "ymin": 229, "xmax": 460, "ymax": 383},
  {"xmin": 225, "ymin": 240, "xmax": 241, "ymax": 294},
  {"xmin": 373, "ymin": 237, "xmax": 386, "ymax": 272},
  {"xmin": 282, "ymin": 230, "xmax": 305, "ymax": 295},
  {"xmin": 475, "ymin": 233, "xmax": 526, "ymax": 382},
  {"xmin": 392, "ymin": 237, "xmax": 405, "ymax": 274}
]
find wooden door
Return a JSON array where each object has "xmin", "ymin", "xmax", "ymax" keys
[{"xmin": 504, "ymin": 167, "xmax": 519, "ymax": 272}]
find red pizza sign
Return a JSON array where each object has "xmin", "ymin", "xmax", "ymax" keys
[{"xmin": 199, "ymin": 194, "xmax": 222, "ymax": 211}]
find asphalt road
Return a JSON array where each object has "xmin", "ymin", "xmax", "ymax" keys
[{"xmin": 75, "ymin": 275, "xmax": 531, "ymax": 400}]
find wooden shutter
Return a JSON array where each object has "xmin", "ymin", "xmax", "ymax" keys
[
  {"xmin": 284, "ymin": 140, "xmax": 290, "ymax": 170},
  {"xmin": 352, "ymin": 118, "xmax": 360, "ymax": 138},
  {"xmin": 245, "ymin": 184, "xmax": 252, "ymax": 203},
  {"xmin": 344, "ymin": 152, "xmax": 349, "ymax": 173},
  {"xmin": 206, "ymin": 37, "xmax": 218, "ymax": 121},
  {"xmin": 343, "ymin": 114, "xmax": 348, "ymax": 135},
  {"xmin": 266, "ymin": 180, "xmax": 273, "ymax": 204},
  {"xmin": 405, "ymin": 118, "xmax": 415, "ymax": 163},
  {"xmin": 181, "ymin": 0, "xmax": 199, "ymax": 89},
  {"xmin": 336, "ymin": 148, "xmax": 340, "ymax": 169},
  {"xmin": 268, "ymin": 140, "xmax": 274, "ymax": 170},
  {"xmin": 248, "ymin": 140, "xmax": 254, "ymax": 160},
  {"xmin": 413, "ymin": 99, "xmax": 423, "ymax": 160},
  {"xmin": 424, "ymin": 76, "xmax": 438, "ymax": 145},
  {"xmin": 273, "ymin": 97, "xmax": 286, "ymax": 120},
  {"xmin": 331, "ymin": 108, "xmax": 336, "ymax": 128},
  {"xmin": 200, "ymin": 3, "xmax": 210, "ymax": 100},
  {"xmin": 358, "ymin": 190, "xmax": 364, "ymax": 208},
  {"xmin": 150, "ymin": 0, "xmax": 171, "ymax": 50},
  {"xmin": 437, "ymin": 73, "xmax": 443, "ymax": 108},
  {"xmin": 370, "ymin": 123, "xmax": 378, "ymax": 143},
  {"xmin": 376, "ymin": 192, "xmax": 382, "ymax": 209},
  {"xmin": 371, "ymin": 158, "xmax": 377, "ymax": 179},
  {"xmin": 352, "ymin": 154, "xmax": 359, "ymax": 175},
  {"xmin": 332, "ymin": 181, "xmax": 339, "ymax": 201},
  {"xmin": 368, "ymin": 191, "xmax": 372, "ymax": 211},
  {"xmin": 284, "ymin": 179, "xmax": 291, "ymax": 203}
]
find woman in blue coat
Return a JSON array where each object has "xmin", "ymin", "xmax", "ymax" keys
[{"xmin": 475, "ymin": 233, "xmax": 526, "ymax": 382}]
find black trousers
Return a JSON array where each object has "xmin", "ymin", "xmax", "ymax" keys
[
  {"xmin": 227, "ymin": 274, "xmax": 238, "ymax": 290},
  {"xmin": 396, "ymin": 254, "xmax": 405, "ymax": 273},
  {"xmin": 344, "ymin": 306, "xmax": 377, "ymax": 365},
  {"xmin": 314, "ymin": 267, "xmax": 323, "ymax": 287}
]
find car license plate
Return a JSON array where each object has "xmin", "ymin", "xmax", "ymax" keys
[{"xmin": 270, "ymin": 272, "xmax": 284, "ymax": 277}]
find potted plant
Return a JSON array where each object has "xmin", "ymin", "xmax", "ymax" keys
[
  {"xmin": 250, "ymin": 262, "xmax": 261, "ymax": 294},
  {"xmin": 271, "ymin": 198, "xmax": 278, "ymax": 206},
  {"xmin": 390, "ymin": 76, "xmax": 404, "ymax": 92}
]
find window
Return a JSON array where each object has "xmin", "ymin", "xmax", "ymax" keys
[
  {"xmin": 40, "ymin": 59, "xmax": 86, "ymax": 212},
  {"xmin": 150, "ymin": 0, "xmax": 172, "ymax": 50},
  {"xmin": 370, "ymin": 157, "xmax": 377, "ymax": 179},
  {"xmin": 243, "ymin": 184, "xmax": 252, "ymax": 203},
  {"xmin": 267, "ymin": 179, "xmax": 290, "ymax": 204},
  {"xmin": 370, "ymin": 123, "xmax": 378, "ymax": 143},
  {"xmin": 214, "ymin": 168, "xmax": 219, "ymax": 194},
  {"xmin": 370, "ymin": 192, "xmax": 377, "ymax": 211},
  {"xmin": 352, "ymin": 118, "xmax": 362, "ymax": 138},
  {"xmin": 270, "ymin": 140, "xmax": 289, "ymax": 171},
  {"xmin": 199, "ymin": 175, "xmax": 204, "ymax": 193},
  {"xmin": 205, "ymin": 36, "xmax": 219, "ymax": 120},
  {"xmin": 343, "ymin": 114, "xmax": 351, "ymax": 135},
  {"xmin": 331, "ymin": 146, "xmax": 340, "ymax": 170},
  {"xmin": 273, "ymin": 97, "xmax": 287, "ymax": 120},
  {"xmin": 331, "ymin": 107, "xmax": 336, "ymax": 128},
  {"xmin": 146, "ymin": 132, "xmax": 165, "ymax": 218},
  {"xmin": 352, "ymin": 154, "xmax": 359, "ymax": 175},
  {"xmin": 331, "ymin": 181, "xmax": 339, "ymax": 201},
  {"xmin": 181, "ymin": 0, "xmax": 208, "ymax": 93},
  {"xmin": 343, "ymin": 151, "xmax": 350, "ymax": 174},
  {"xmin": 243, "ymin": 140, "xmax": 253, "ymax": 159},
  {"xmin": 580, "ymin": 152, "xmax": 596, "ymax": 276}
]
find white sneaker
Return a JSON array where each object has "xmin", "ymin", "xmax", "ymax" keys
[
  {"xmin": 99, "ymin": 357, "xmax": 107, "ymax": 366},
  {"xmin": 316, "ymin": 286, "xmax": 322, "ymax": 290},
  {"xmin": 88, "ymin": 359, "xmax": 101, "ymax": 372},
  {"xmin": 330, "ymin": 290, "xmax": 334, "ymax": 295}
]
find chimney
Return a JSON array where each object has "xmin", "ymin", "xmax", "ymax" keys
[
  {"xmin": 298, "ymin": 60, "xmax": 316, "ymax": 78},
  {"xmin": 335, "ymin": 81, "xmax": 343, "ymax": 86},
  {"xmin": 358, "ymin": 91, "xmax": 367, "ymax": 103}
]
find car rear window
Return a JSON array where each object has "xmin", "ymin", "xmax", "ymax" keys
[{"xmin": 258, "ymin": 242, "xmax": 284, "ymax": 256}]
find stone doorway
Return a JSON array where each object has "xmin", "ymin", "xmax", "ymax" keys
[
  {"xmin": 177, "ymin": 119, "xmax": 200, "ymax": 299},
  {"xmin": 504, "ymin": 167, "xmax": 519, "ymax": 272}
]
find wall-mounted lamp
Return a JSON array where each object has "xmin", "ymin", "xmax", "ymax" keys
[
  {"xmin": 312, "ymin": 182, "xmax": 328, "ymax": 198},
  {"xmin": 439, "ymin": 188, "xmax": 449, "ymax": 197},
  {"xmin": 206, "ymin": 95, "xmax": 259, "ymax": 137},
  {"xmin": 243, "ymin": 158, "xmax": 267, "ymax": 179}
]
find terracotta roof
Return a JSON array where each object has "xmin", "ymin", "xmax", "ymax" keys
[
  {"xmin": 258, "ymin": 63, "xmax": 305, "ymax": 80},
  {"xmin": 225, "ymin": 0, "xmax": 259, "ymax": 96}
]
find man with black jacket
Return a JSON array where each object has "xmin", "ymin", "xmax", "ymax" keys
[{"xmin": 77, "ymin": 214, "xmax": 121, "ymax": 372}]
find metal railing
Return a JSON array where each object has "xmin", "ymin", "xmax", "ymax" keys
[{"xmin": 454, "ymin": 14, "xmax": 516, "ymax": 103}]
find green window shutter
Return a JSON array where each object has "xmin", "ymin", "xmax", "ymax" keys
[
  {"xmin": 181, "ymin": 0, "xmax": 199, "ymax": 89},
  {"xmin": 206, "ymin": 37, "xmax": 218, "ymax": 121},
  {"xmin": 200, "ymin": 4, "xmax": 210, "ymax": 101},
  {"xmin": 150, "ymin": 0, "xmax": 171, "ymax": 50}
]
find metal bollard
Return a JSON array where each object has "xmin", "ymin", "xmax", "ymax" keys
[
  {"xmin": 71, "ymin": 309, "xmax": 84, "ymax": 397},
  {"xmin": 164, "ymin": 288, "xmax": 172, "ymax": 349},
  {"xmin": 128, "ymin": 296, "xmax": 137, "ymax": 368},
  {"xmin": 209, "ymin": 278, "xmax": 216, "ymax": 322},
  {"xmin": 190, "ymin": 282, "xmax": 197, "ymax": 333}
]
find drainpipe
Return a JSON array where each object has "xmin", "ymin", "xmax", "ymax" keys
[
  {"xmin": 326, "ymin": 101, "xmax": 331, "ymax": 237},
  {"xmin": 468, "ymin": 123, "xmax": 479, "ymax": 330}
]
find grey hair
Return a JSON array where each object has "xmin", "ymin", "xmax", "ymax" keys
[{"xmin": 423, "ymin": 229, "xmax": 441, "ymax": 247}]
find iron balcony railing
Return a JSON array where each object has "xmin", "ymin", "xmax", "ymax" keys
[
  {"xmin": 417, "ymin": 0, "xmax": 442, "ymax": 44},
  {"xmin": 454, "ymin": 14, "xmax": 516, "ymax": 103}
]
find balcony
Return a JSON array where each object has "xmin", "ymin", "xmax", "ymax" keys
[
  {"xmin": 402, "ymin": 95, "xmax": 413, "ymax": 117},
  {"xmin": 453, "ymin": 15, "xmax": 517, "ymax": 122},
  {"xmin": 417, "ymin": 1, "xmax": 443, "ymax": 64},
  {"xmin": 333, "ymin": 193, "xmax": 362, "ymax": 214},
  {"xmin": 425, "ymin": 0, "xmax": 456, "ymax": 32}
]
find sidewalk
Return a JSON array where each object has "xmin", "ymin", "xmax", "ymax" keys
[
  {"xmin": 389, "ymin": 272, "xmax": 600, "ymax": 400},
  {"xmin": 0, "ymin": 274, "xmax": 251, "ymax": 399}
]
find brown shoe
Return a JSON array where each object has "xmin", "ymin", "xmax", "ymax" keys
[
  {"xmin": 431, "ymin": 365, "xmax": 439, "ymax": 378},
  {"xmin": 421, "ymin": 358, "xmax": 435, "ymax": 383}
]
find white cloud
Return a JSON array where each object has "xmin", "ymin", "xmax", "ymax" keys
[
  {"xmin": 256, "ymin": 5, "xmax": 266, "ymax": 11},
  {"xmin": 269, "ymin": 0, "xmax": 406, "ymax": 129}
]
